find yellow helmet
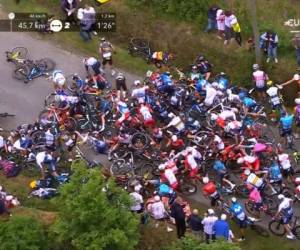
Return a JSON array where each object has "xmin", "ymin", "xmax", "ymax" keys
[
  {"xmin": 30, "ymin": 180, "xmax": 37, "ymax": 189},
  {"xmin": 267, "ymin": 80, "xmax": 273, "ymax": 87}
]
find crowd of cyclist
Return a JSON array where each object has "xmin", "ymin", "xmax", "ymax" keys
[{"xmin": 2, "ymin": 33, "xmax": 300, "ymax": 242}]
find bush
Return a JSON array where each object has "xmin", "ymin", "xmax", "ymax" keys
[
  {"xmin": 49, "ymin": 160, "xmax": 140, "ymax": 250},
  {"xmin": 0, "ymin": 216, "xmax": 46, "ymax": 250}
]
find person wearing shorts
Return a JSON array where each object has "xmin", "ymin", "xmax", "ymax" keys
[
  {"xmin": 83, "ymin": 57, "xmax": 101, "ymax": 76},
  {"xmin": 115, "ymin": 73, "xmax": 127, "ymax": 99}
]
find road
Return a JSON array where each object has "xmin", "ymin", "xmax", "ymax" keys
[{"xmin": 0, "ymin": 28, "xmax": 300, "ymax": 237}]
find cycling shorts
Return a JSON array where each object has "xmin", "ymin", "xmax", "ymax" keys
[
  {"xmin": 237, "ymin": 218, "xmax": 248, "ymax": 228},
  {"xmin": 280, "ymin": 128, "xmax": 292, "ymax": 137},
  {"xmin": 282, "ymin": 214, "xmax": 293, "ymax": 224}
]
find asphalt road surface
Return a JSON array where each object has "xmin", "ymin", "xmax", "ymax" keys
[{"xmin": 0, "ymin": 30, "xmax": 299, "ymax": 236}]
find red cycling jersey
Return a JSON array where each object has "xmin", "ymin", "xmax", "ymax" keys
[{"xmin": 202, "ymin": 181, "xmax": 217, "ymax": 195}]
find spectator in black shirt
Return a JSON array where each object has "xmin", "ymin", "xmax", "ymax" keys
[
  {"xmin": 170, "ymin": 197, "xmax": 186, "ymax": 239},
  {"xmin": 187, "ymin": 209, "xmax": 203, "ymax": 239},
  {"xmin": 205, "ymin": 5, "xmax": 219, "ymax": 32}
]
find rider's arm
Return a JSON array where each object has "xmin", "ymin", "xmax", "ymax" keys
[{"xmin": 281, "ymin": 79, "xmax": 294, "ymax": 87}]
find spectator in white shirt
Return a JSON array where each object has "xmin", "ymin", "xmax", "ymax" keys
[
  {"xmin": 129, "ymin": 186, "xmax": 144, "ymax": 213},
  {"xmin": 149, "ymin": 196, "xmax": 167, "ymax": 220},
  {"xmin": 202, "ymin": 209, "xmax": 218, "ymax": 244}
]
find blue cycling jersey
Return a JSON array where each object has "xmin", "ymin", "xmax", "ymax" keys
[
  {"xmin": 269, "ymin": 164, "xmax": 282, "ymax": 180},
  {"xmin": 160, "ymin": 74, "xmax": 173, "ymax": 86},
  {"xmin": 213, "ymin": 160, "xmax": 226, "ymax": 173},
  {"xmin": 158, "ymin": 183, "xmax": 175, "ymax": 196},
  {"xmin": 195, "ymin": 79, "xmax": 206, "ymax": 93},
  {"xmin": 218, "ymin": 77, "xmax": 228, "ymax": 89},
  {"xmin": 230, "ymin": 203, "xmax": 245, "ymax": 220},
  {"xmin": 280, "ymin": 115, "xmax": 294, "ymax": 130},
  {"xmin": 243, "ymin": 97, "xmax": 256, "ymax": 107}
]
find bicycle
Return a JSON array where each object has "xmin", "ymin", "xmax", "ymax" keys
[
  {"xmin": 245, "ymin": 197, "xmax": 277, "ymax": 217},
  {"xmin": 5, "ymin": 47, "xmax": 28, "ymax": 65},
  {"xmin": 12, "ymin": 58, "xmax": 55, "ymax": 83},
  {"xmin": 269, "ymin": 216, "xmax": 300, "ymax": 239}
]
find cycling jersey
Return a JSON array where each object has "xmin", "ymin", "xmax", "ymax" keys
[
  {"xmin": 253, "ymin": 70, "xmax": 267, "ymax": 88},
  {"xmin": 190, "ymin": 72, "xmax": 201, "ymax": 81},
  {"xmin": 243, "ymin": 97, "xmax": 256, "ymax": 107},
  {"xmin": 160, "ymin": 74, "xmax": 173, "ymax": 86},
  {"xmin": 219, "ymin": 110, "xmax": 236, "ymax": 120},
  {"xmin": 213, "ymin": 160, "xmax": 226, "ymax": 173},
  {"xmin": 230, "ymin": 203, "xmax": 246, "ymax": 220},
  {"xmin": 162, "ymin": 168, "xmax": 178, "ymax": 189},
  {"xmin": 278, "ymin": 153, "xmax": 291, "ymax": 170},
  {"xmin": 139, "ymin": 105, "xmax": 152, "ymax": 121},
  {"xmin": 167, "ymin": 116, "xmax": 185, "ymax": 132},
  {"xmin": 280, "ymin": 115, "xmax": 294, "ymax": 130},
  {"xmin": 95, "ymin": 140, "xmax": 107, "ymax": 154},
  {"xmin": 158, "ymin": 183, "xmax": 175, "ymax": 197},
  {"xmin": 214, "ymin": 135, "xmax": 225, "ymax": 150},
  {"xmin": 278, "ymin": 198, "xmax": 293, "ymax": 217},
  {"xmin": 249, "ymin": 188, "xmax": 262, "ymax": 203},
  {"xmin": 246, "ymin": 173, "xmax": 263, "ymax": 188},
  {"xmin": 203, "ymin": 182, "xmax": 217, "ymax": 196},
  {"xmin": 117, "ymin": 101, "xmax": 129, "ymax": 114},
  {"xmin": 204, "ymin": 84, "xmax": 218, "ymax": 106},
  {"xmin": 266, "ymin": 87, "xmax": 280, "ymax": 106},
  {"xmin": 85, "ymin": 57, "xmax": 98, "ymax": 66},
  {"xmin": 57, "ymin": 95, "xmax": 79, "ymax": 105},
  {"xmin": 195, "ymin": 79, "xmax": 207, "ymax": 95},
  {"xmin": 244, "ymin": 155, "xmax": 260, "ymax": 171},
  {"xmin": 131, "ymin": 86, "xmax": 149, "ymax": 103},
  {"xmin": 269, "ymin": 164, "xmax": 282, "ymax": 181},
  {"xmin": 295, "ymin": 105, "xmax": 300, "ymax": 122}
]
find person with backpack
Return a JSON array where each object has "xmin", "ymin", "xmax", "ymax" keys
[{"xmin": 260, "ymin": 30, "xmax": 279, "ymax": 63}]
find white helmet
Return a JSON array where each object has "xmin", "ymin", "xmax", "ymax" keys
[
  {"xmin": 253, "ymin": 64, "xmax": 259, "ymax": 70},
  {"xmin": 146, "ymin": 70, "xmax": 153, "ymax": 77},
  {"xmin": 293, "ymin": 74, "xmax": 300, "ymax": 81},
  {"xmin": 244, "ymin": 169, "xmax": 251, "ymax": 176},
  {"xmin": 134, "ymin": 80, "xmax": 141, "ymax": 86},
  {"xmin": 210, "ymin": 113, "xmax": 218, "ymax": 121},
  {"xmin": 231, "ymin": 197, "xmax": 237, "ymax": 203},
  {"xmin": 295, "ymin": 98, "xmax": 300, "ymax": 105},
  {"xmin": 208, "ymin": 208, "xmax": 214, "ymax": 215},
  {"xmin": 154, "ymin": 195, "xmax": 160, "ymax": 202},
  {"xmin": 158, "ymin": 163, "xmax": 166, "ymax": 171},
  {"xmin": 171, "ymin": 135, "xmax": 178, "ymax": 142},
  {"xmin": 202, "ymin": 177, "xmax": 209, "ymax": 184},
  {"xmin": 278, "ymin": 194, "xmax": 285, "ymax": 200},
  {"xmin": 237, "ymin": 157, "xmax": 245, "ymax": 165},
  {"xmin": 226, "ymin": 89, "xmax": 232, "ymax": 95},
  {"xmin": 295, "ymin": 177, "xmax": 300, "ymax": 185},
  {"xmin": 221, "ymin": 214, "xmax": 227, "ymax": 220}
]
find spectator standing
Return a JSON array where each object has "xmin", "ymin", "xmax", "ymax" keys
[
  {"xmin": 202, "ymin": 209, "xmax": 218, "ymax": 244},
  {"xmin": 77, "ymin": 8, "xmax": 92, "ymax": 41},
  {"xmin": 170, "ymin": 197, "xmax": 186, "ymax": 239},
  {"xmin": 292, "ymin": 34, "xmax": 300, "ymax": 68},
  {"xmin": 213, "ymin": 214, "xmax": 230, "ymax": 241},
  {"xmin": 231, "ymin": 16, "xmax": 242, "ymax": 46},
  {"xmin": 216, "ymin": 9, "xmax": 225, "ymax": 39},
  {"xmin": 84, "ymin": 4, "xmax": 97, "ymax": 36},
  {"xmin": 224, "ymin": 11, "xmax": 234, "ymax": 45},
  {"xmin": 261, "ymin": 30, "xmax": 279, "ymax": 63},
  {"xmin": 129, "ymin": 186, "xmax": 144, "ymax": 213},
  {"xmin": 99, "ymin": 37, "xmax": 115, "ymax": 76},
  {"xmin": 187, "ymin": 209, "xmax": 203, "ymax": 239},
  {"xmin": 61, "ymin": 0, "xmax": 77, "ymax": 23},
  {"xmin": 205, "ymin": 5, "xmax": 219, "ymax": 32}
]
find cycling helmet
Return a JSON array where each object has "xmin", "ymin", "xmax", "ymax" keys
[
  {"xmin": 221, "ymin": 214, "xmax": 227, "ymax": 220},
  {"xmin": 158, "ymin": 163, "xmax": 166, "ymax": 171},
  {"xmin": 295, "ymin": 98, "xmax": 300, "ymax": 105},
  {"xmin": 100, "ymin": 37, "xmax": 106, "ymax": 41},
  {"xmin": 244, "ymin": 169, "xmax": 251, "ymax": 176},
  {"xmin": 116, "ymin": 73, "xmax": 124, "ymax": 80},
  {"xmin": 226, "ymin": 89, "xmax": 232, "ymax": 95},
  {"xmin": 219, "ymin": 72, "xmax": 226, "ymax": 76},
  {"xmin": 192, "ymin": 65, "xmax": 197, "ymax": 70},
  {"xmin": 231, "ymin": 197, "xmax": 237, "ymax": 203},
  {"xmin": 267, "ymin": 80, "xmax": 273, "ymax": 87},
  {"xmin": 293, "ymin": 74, "xmax": 300, "ymax": 81},
  {"xmin": 154, "ymin": 195, "xmax": 161, "ymax": 201},
  {"xmin": 30, "ymin": 180, "xmax": 37, "ymax": 189},
  {"xmin": 210, "ymin": 113, "xmax": 218, "ymax": 121},
  {"xmin": 202, "ymin": 176, "xmax": 209, "ymax": 184},
  {"xmin": 295, "ymin": 177, "xmax": 300, "ymax": 185},
  {"xmin": 134, "ymin": 80, "xmax": 141, "ymax": 86},
  {"xmin": 208, "ymin": 208, "xmax": 214, "ymax": 215},
  {"xmin": 165, "ymin": 71, "xmax": 171, "ymax": 76},
  {"xmin": 238, "ymin": 92, "xmax": 247, "ymax": 100},
  {"xmin": 171, "ymin": 135, "xmax": 178, "ymax": 142},
  {"xmin": 253, "ymin": 64, "xmax": 259, "ymax": 70},
  {"xmin": 197, "ymin": 55, "xmax": 205, "ymax": 61},
  {"xmin": 54, "ymin": 95, "xmax": 61, "ymax": 103},
  {"xmin": 278, "ymin": 194, "xmax": 285, "ymax": 200}
]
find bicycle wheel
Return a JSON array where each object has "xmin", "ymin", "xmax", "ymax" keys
[
  {"xmin": 131, "ymin": 132, "xmax": 149, "ymax": 150},
  {"xmin": 39, "ymin": 110, "xmax": 56, "ymax": 125},
  {"xmin": 245, "ymin": 201, "xmax": 258, "ymax": 216},
  {"xmin": 251, "ymin": 224, "xmax": 270, "ymax": 237},
  {"xmin": 110, "ymin": 160, "xmax": 133, "ymax": 176},
  {"xmin": 179, "ymin": 180, "xmax": 197, "ymax": 196},
  {"xmin": 235, "ymin": 185, "xmax": 250, "ymax": 198},
  {"xmin": 11, "ymin": 47, "xmax": 28, "ymax": 59},
  {"xmin": 12, "ymin": 65, "xmax": 29, "ymax": 80},
  {"xmin": 63, "ymin": 117, "xmax": 77, "ymax": 132},
  {"xmin": 38, "ymin": 58, "xmax": 55, "ymax": 72},
  {"xmin": 268, "ymin": 220, "xmax": 286, "ymax": 236},
  {"xmin": 293, "ymin": 225, "xmax": 300, "ymax": 240},
  {"xmin": 44, "ymin": 93, "xmax": 57, "ymax": 107},
  {"xmin": 134, "ymin": 163, "xmax": 153, "ymax": 179}
]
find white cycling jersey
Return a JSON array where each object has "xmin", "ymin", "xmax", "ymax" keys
[
  {"xmin": 246, "ymin": 173, "xmax": 263, "ymax": 188},
  {"xmin": 219, "ymin": 110, "xmax": 236, "ymax": 120},
  {"xmin": 140, "ymin": 106, "xmax": 152, "ymax": 120},
  {"xmin": 214, "ymin": 135, "xmax": 225, "ymax": 150},
  {"xmin": 278, "ymin": 153, "xmax": 291, "ymax": 170}
]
